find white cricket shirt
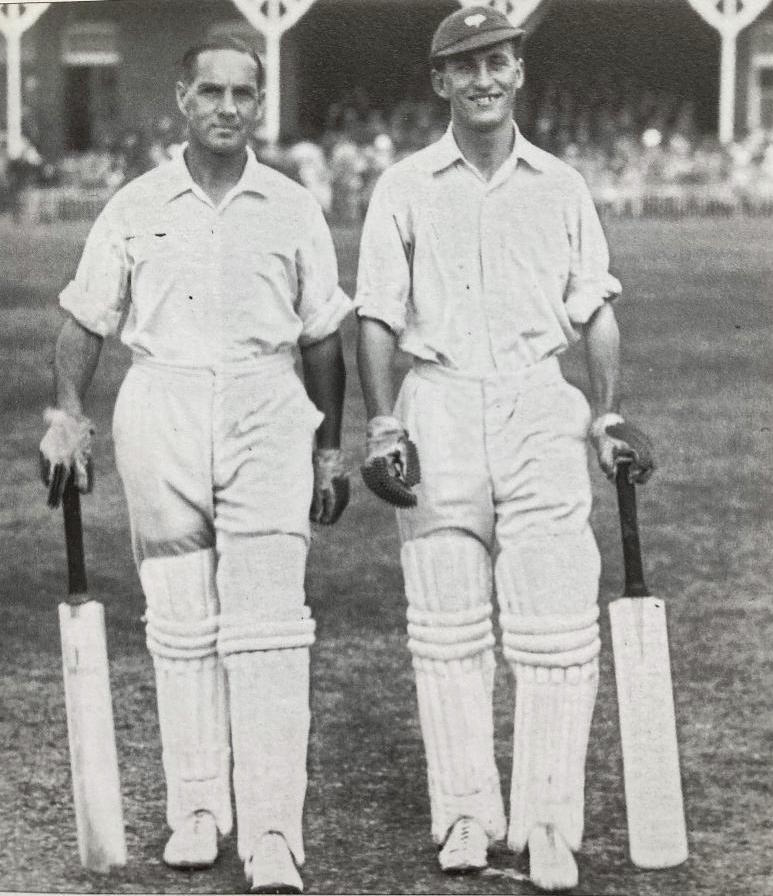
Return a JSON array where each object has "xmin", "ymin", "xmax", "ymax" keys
[
  {"xmin": 355, "ymin": 126, "xmax": 620, "ymax": 374},
  {"xmin": 60, "ymin": 146, "xmax": 352, "ymax": 365}
]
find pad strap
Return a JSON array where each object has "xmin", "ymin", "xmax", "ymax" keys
[
  {"xmin": 500, "ymin": 609, "xmax": 600, "ymax": 668},
  {"xmin": 408, "ymin": 603, "xmax": 495, "ymax": 661},
  {"xmin": 145, "ymin": 612, "xmax": 219, "ymax": 659},
  {"xmin": 218, "ymin": 608, "xmax": 316, "ymax": 657}
]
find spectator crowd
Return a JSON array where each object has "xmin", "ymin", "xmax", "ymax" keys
[{"xmin": 3, "ymin": 77, "xmax": 773, "ymax": 222}]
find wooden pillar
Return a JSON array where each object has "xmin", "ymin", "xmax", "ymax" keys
[
  {"xmin": 719, "ymin": 29, "xmax": 737, "ymax": 144},
  {"xmin": 6, "ymin": 17, "xmax": 22, "ymax": 158},
  {"xmin": 264, "ymin": 32, "xmax": 281, "ymax": 145},
  {"xmin": 230, "ymin": 0, "xmax": 319, "ymax": 144},
  {"xmin": 0, "ymin": 3, "xmax": 50, "ymax": 158},
  {"xmin": 685, "ymin": 0, "xmax": 772, "ymax": 143}
]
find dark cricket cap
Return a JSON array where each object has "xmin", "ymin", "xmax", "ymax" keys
[{"xmin": 430, "ymin": 5, "xmax": 525, "ymax": 62}]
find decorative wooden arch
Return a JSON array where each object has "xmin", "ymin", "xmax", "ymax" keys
[
  {"xmin": 230, "ymin": 0, "xmax": 318, "ymax": 143},
  {"xmin": 0, "ymin": 3, "xmax": 50, "ymax": 158},
  {"xmin": 2, "ymin": 0, "xmax": 773, "ymax": 152},
  {"xmin": 685, "ymin": 0, "xmax": 773, "ymax": 142},
  {"xmin": 230, "ymin": 0, "xmax": 559, "ymax": 143}
]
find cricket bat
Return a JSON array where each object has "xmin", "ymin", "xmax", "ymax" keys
[
  {"xmin": 59, "ymin": 476, "xmax": 127, "ymax": 872},
  {"xmin": 609, "ymin": 463, "xmax": 688, "ymax": 869}
]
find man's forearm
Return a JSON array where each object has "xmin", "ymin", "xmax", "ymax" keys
[
  {"xmin": 583, "ymin": 303, "xmax": 620, "ymax": 418},
  {"xmin": 55, "ymin": 315, "xmax": 104, "ymax": 416},
  {"xmin": 301, "ymin": 331, "xmax": 346, "ymax": 449},
  {"xmin": 356, "ymin": 317, "xmax": 398, "ymax": 419}
]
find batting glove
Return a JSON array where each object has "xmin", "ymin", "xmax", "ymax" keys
[
  {"xmin": 361, "ymin": 415, "xmax": 421, "ymax": 508},
  {"xmin": 590, "ymin": 412, "xmax": 655, "ymax": 484},
  {"xmin": 39, "ymin": 407, "xmax": 94, "ymax": 508},
  {"xmin": 311, "ymin": 448, "xmax": 350, "ymax": 525}
]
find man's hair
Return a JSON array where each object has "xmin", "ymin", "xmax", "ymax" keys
[{"xmin": 179, "ymin": 37, "xmax": 264, "ymax": 89}]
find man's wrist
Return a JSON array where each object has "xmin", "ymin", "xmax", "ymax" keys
[
  {"xmin": 313, "ymin": 447, "xmax": 347, "ymax": 482},
  {"xmin": 314, "ymin": 446, "xmax": 343, "ymax": 459},
  {"xmin": 590, "ymin": 412, "xmax": 625, "ymax": 441},
  {"xmin": 45, "ymin": 406, "xmax": 88, "ymax": 426},
  {"xmin": 366, "ymin": 414, "xmax": 405, "ymax": 440}
]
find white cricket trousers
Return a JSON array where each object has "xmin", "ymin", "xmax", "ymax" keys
[
  {"xmin": 395, "ymin": 358, "xmax": 602, "ymax": 852},
  {"xmin": 112, "ymin": 353, "xmax": 323, "ymax": 864}
]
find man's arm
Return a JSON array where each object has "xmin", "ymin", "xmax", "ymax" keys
[
  {"xmin": 356, "ymin": 316, "xmax": 421, "ymax": 507},
  {"xmin": 301, "ymin": 330, "xmax": 346, "ymax": 449},
  {"xmin": 40, "ymin": 315, "xmax": 104, "ymax": 505},
  {"xmin": 582, "ymin": 303, "xmax": 654, "ymax": 483},
  {"xmin": 55, "ymin": 314, "xmax": 104, "ymax": 415},
  {"xmin": 582, "ymin": 301, "xmax": 620, "ymax": 420},
  {"xmin": 356, "ymin": 317, "xmax": 398, "ymax": 418},
  {"xmin": 301, "ymin": 331, "xmax": 350, "ymax": 525}
]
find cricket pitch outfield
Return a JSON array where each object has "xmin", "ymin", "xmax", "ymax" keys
[{"xmin": 0, "ymin": 215, "xmax": 771, "ymax": 895}]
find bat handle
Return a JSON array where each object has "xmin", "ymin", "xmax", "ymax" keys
[
  {"xmin": 62, "ymin": 475, "xmax": 89, "ymax": 603},
  {"xmin": 615, "ymin": 462, "xmax": 650, "ymax": 598}
]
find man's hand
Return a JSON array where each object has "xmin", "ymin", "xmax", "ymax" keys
[
  {"xmin": 311, "ymin": 448, "xmax": 350, "ymax": 525},
  {"xmin": 590, "ymin": 413, "xmax": 655, "ymax": 484},
  {"xmin": 361, "ymin": 415, "xmax": 421, "ymax": 507},
  {"xmin": 39, "ymin": 408, "xmax": 94, "ymax": 508}
]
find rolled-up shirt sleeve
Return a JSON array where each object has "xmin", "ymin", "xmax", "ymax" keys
[
  {"xmin": 296, "ymin": 201, "xmax": 352, "ymax": 346},
  {"xmin": 563, "ymin": 174, "xmax": 622, "ymax": 326},
  {"xmin": 354, "ymin": 175, "xmax": 411, "ymax": 335},
  {"xmin": 59, "ymin": 207, "xmax": 130, "ymax": 337}
]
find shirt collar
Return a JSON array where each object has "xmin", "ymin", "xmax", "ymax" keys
[
  {"xmin": 159, "ymin": 144, "xmax": 272, "ymax": 204},
  {"xmin": 419, "ymin": 122, "xmax": 547, "ymax": 175}
]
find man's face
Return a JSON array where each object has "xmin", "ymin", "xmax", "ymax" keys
[
  {"xmin": 176, "ymin": 49, "xmax": 264, "ymax": 155},
  {"xmin": 431, "ymin": 40, "xmax": 523, "ymax": 134}
]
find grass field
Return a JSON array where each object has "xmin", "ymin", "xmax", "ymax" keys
[{"xmin": 1, "ymin": 214, "xmax": 771, "ymax": 895}]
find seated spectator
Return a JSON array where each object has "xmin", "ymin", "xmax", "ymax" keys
[{"xmin": 286, "ymin": 140, "xmax": 333, "ymax": 214}]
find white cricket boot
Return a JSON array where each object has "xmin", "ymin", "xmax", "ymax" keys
[
  {"xmin": 163, "ymin": 810, "xmax": 219, "ymax": 869},
  {"xmin": 438, "ymin": 816, "xmax": 489, "ymax": 873},
  {"xmin": 528, "ymin": 823, "xmax": 578, "ymax": 892},
  {"xmin": 245, "ymin": 831, "xmax": 304, "ymax": 894}
]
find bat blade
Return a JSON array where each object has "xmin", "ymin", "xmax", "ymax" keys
[
  {"xmin": 59, "ymin": 601, "xmax": 127, "ymax": 872},
  {"xmin": 59, "ymin": 479, "xmax": 126, "ymax": 872},
  {"xmin": 609, "ymin": 595, "xmax": 688, "ymax": 869}
]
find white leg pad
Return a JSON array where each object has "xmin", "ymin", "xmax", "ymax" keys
[
  {"xmin": 140, "ymin": 549, "xmax": 232, "ymax": 836},
  {"xmin": 507, "ymin": 657, "xmax": 598, "ymax": 852},
  {"xmin": 215, "ymin": 533, "xmax": 314, "ymax": 866},
  {"xmin": 224, "ymin": 641, "xmax": 312, "ymax": 866},
  {"xmin": 402, "ymin": 534, "xmax": 505, "ymax": 844},
  {"xmin": 497, "ymin": 538, "xmax": 600, "ymax": 854}
]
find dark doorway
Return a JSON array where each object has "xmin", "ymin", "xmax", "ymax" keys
[
  {"xmin": 64, "ymin": 65, "xmax": 119, "ymax": 151},
  {"xmin": 292, "ymin": 0, "xmax": 456, "ymax": 138},
  {"xmin": 64, "ymin": 66, "xmax": 90, "ymax": 150},
  {"xmin": 522, "ymin": 0, "xmax": 719, "ymax": 143}
]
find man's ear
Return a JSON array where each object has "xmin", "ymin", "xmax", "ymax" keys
[
  {"xmin": 175, "ymin": 81, "xmax": 190, "ymax": 117},
  {"xmin": 256, "ymin": 88, "xmax": 267, "ymax": 123},
  {"xmin": 515, "ymin": 58, "xmax": 525, "ymax": 89},
  {"xmin": 431, "ymin": 68, "xmax": 448, "ymax": 101}
]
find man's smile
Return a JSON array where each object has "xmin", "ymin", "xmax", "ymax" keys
[{"xmin": 469, "ymin": 93, "xmax": 502, "ymax": 107}]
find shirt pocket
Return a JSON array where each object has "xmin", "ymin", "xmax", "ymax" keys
[
  {"xmin": 127, "ymin": 225, "xmax": 212, "ymax": 304},
  {"xmin": 124, "ymin": 228, "xmax": 179, "ymax": 267}
]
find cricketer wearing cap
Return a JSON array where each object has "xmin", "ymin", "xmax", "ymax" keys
[
  {"xmin": 356, "ymin": 6, "xmax": 654, "ymax": 891},
  {"xmin": 38, "ymin": 38, "xmax": 351, "ymax": 894}
]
